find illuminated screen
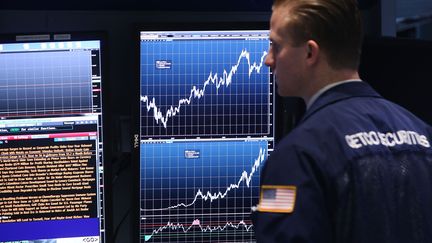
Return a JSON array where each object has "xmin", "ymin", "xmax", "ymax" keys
[
  {"xmin": 138, "ymin": 28, "xmax": 273, "ymax": 242},
  {"xmin": 0, "ymin": 34, "xmax": 106, "ymax": 243}
]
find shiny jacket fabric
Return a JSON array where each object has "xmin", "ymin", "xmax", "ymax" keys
[{"xmin": 252, "ymin": 81, "xmax": 432, "ymax": 243}]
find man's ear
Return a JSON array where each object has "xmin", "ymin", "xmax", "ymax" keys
[{"xmin": 305, "ymin": 40, "xmax": 319, "ymax": 65}]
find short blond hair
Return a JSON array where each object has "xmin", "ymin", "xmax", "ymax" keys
[{"xmin": 273, "ymin": 0, "xmax": 363, "ymax": 70}]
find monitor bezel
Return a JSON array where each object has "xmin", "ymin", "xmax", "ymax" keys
[{"xmin": 130, "ymin": 21, "xmax": 286, "ymax": 243}]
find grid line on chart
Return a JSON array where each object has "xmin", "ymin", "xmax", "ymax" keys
[
  {"xmin": 0, "ymin": 50, "xmax": 93, "ymax": 117},
  {"xmin": 139, "ymin": 39, "xmax": 271, "ymax": 138},
  {"xmin": 140, "ymin": 140, "xmax": 267, "ymax": 242}
]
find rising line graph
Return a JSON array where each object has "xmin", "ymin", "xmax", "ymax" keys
[
  {"xmin": 139, "ymin": 38, "xmax": 271, "ymax": 138},
  {"xmin": 142, "ymin": 146, "xmax": 266, "ymax": 211},
  {"xmin": 139, "ymin": 31, "xmax": 272, "ymax": 242},
  {"xmin": 140, "ymin": 140, "xmax": 267, "ymax": 242},
  {"xmin": 140, "ymin": 49, "xmax": 267, "ymax": 129}
]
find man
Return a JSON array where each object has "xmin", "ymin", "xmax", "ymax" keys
[{"xmin": 252, "ymin": 0, "xmax": 432, "ymax": 242}]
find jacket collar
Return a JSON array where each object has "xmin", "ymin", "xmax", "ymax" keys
[{"xmin": 299, "ymin": 81, "xmax": 383, "ymax": 123}]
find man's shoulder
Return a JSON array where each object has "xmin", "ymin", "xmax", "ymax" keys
[{"xmin": 279, "ymin": 96, "xmax": 432, "ymax": 152}]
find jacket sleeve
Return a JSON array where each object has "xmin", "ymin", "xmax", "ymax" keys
[{"xmin": 252, "ymin": 144, "xmax": 333, "ymax": 243}]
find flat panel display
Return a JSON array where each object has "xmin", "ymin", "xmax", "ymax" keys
[
  {"xmin": 0, "ymin": 33, "xmax": 107, "ymax": 243},
  {"xmin": 135, "ymin": 25, "xmax": 274, "ymax": 243}
]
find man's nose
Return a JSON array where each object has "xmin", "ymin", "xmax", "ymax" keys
[{"xmin": 264, "ymin": 52, "xmax": 273, "ymax": 68}]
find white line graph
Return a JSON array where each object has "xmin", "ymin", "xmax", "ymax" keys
[
  {"xmin": 139, "ymin": 31, "xmax": 272, "ymax": 242},
  {"xmin": 141, "ymin": 49, "xmax": 267, "ymax": 128},
  {"xmin": 140, "ymin": 140, "xmax": 267, "ymax": 242},
  {"xmin": 142, "ymin": 147, "xmax": 265, "ymax": 211},
  {"xmin": 139, "ymin": 36, "xmax": 272, "ymax": 138},
  {"xmin": 144, "ymin": 219, "xmax": 253, "ymax": 242}
]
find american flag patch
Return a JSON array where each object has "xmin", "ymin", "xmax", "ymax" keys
[{"xmin": 258, "ymin": 185, "xmax": 297, "ymax": 213}]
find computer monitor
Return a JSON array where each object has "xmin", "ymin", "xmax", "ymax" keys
[
  {"xmin": 0, "ymin": 32, "xmax": 108, "ymax": 242},
  {"xmin": 132, "ymin": 22, "xmax": 276, "ymax": 242}
]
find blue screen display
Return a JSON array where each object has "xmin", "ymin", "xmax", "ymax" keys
[
  {"xmin": 139, "ymin": 29, "xmax": 273, "ymax": 242},
  {"xmin": 0, "ymin": 37, "xmax": 105, "ymax": 243}
]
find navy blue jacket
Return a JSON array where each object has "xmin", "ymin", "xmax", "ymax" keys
[{"xmin": 252, "ymin": 81, "xmax": 432, "ymax": 242}]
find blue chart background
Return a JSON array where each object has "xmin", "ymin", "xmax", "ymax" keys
[
  {"xmin": 140, "ymin": 140, "xmax": 268, "ymax": 242},
  {"xmin": 140, "ymin": 38, "xmax": 271, "ymax": 138},
  {"xmin": 0, "ymin": 51, "xmax": 93, "ymax": 117}
]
